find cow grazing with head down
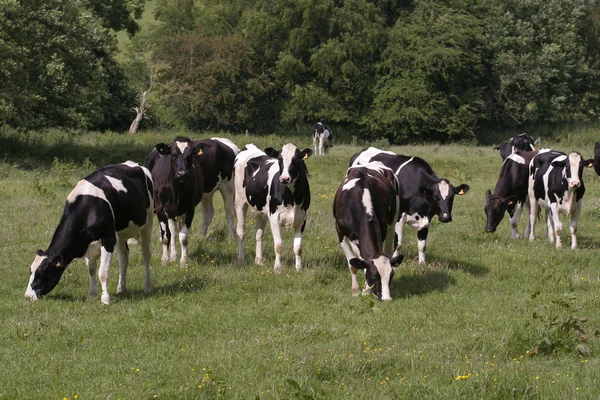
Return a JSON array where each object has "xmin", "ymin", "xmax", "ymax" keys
[
  {"xmin": 494, "ymin": 133, "xmax": 536, "ymax": 160},
  {"xmin": 334, "ymin": 162, "xmax": 404, "ymax": 301},
  {"xmin": 484, "ymin": 150, "xmax": 541, "ymax": 238},
  {"xmin": 312, "ymin": 122, "xmax": 333, "ymax": 155},
  {"xmin": 25, "ymin": 162, "xmax": 154, "ymax": 305},
  {"xmin": 234, "ymin": 143, "xmax": 312, "ymax": 273},
  {"xmin": 350, "ymin": 147, "xmax": 469, "ymax": 264},
  {"xmin": 145, "ymin": 137, "xmax": 239, "ymax": 239},
  {"xmin": 151, "ymin": 137, "xmax": 204, "ymax": 267},
  {"xmin": 528, "ymin": 150, "xmax": 593, "ymax": 249}
]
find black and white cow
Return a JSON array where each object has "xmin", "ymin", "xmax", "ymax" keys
[
  {"xmin": 592, "ymin": 140, "xmax": 600, "ymax": 177},
  {"xmin": 25, "ymin": 162, "xmax": 154, "ymax": 305},
  {"xmin": 484, "ymin": 151, "xmax": 540, "ymax": 238},
  {"xmin": 528, "ymin": 150, "xmax": 593, "ymax": 249},
  {"xmin": 151, "ymin": 137, "xmax": 204, "ymax": 266},
  {"xmin": 234, "ymin": 143, "xmax": 312, "ymax": 273},
  {"xmin": 333, "ymin": 161, "xmax": 404, "ymax": 300},
  {"xmin": 350, "ymin": 147, "xmax": 469, "ymax": 264},
  {"xmin": 312, "ymin": 122, "xmax": 333, "ymax": 155},
  {"xmin": 145, "ymin": 137, "xmax": 238, "ymax": 238},
  {"xmin": 494, "ymin": 133, "xmax": 536, "ymax": 160}
]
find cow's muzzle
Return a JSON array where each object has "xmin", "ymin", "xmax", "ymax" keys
[
  {"xmin": 485, "ymin": 226, "xmax": 496, "ymax": 233},
  {"xmin": 439, "ymin": 213, "xmax": 452, "ymax": 223},
  {"xmin": 175, "ymin": 171, "xmax": 189, "ymax": 180},
  {"xmin": 279, "ymin": 176, "xmax": 291, "ymax": 184}
]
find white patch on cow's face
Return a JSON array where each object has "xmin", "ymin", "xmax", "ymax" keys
[
  {"xmin": 351, "ymin": 147, "xmax": 396, "ymax": 166},
  {"xmin": 25, "ymin": 254, "xmax": 47, "ymax": 300},
  {"xmin": 342, "ymin": 178, "xmax": 360, "ymax": 191},
  {"xmin": 567, "ymin": 152, "xmax": 582, "ymax": 188},
  {"xmin": 372, "ymin": 255, "xmax": 392, "ymax": 301},
  {"xmin": 507, "ymin": 153, "xmax": 526, "ymax": 165},
  {"xmin": 279, "ymin": 143, "xmax": 298, "ymax": 182},
  {"xmin": 406, "ymin": 214, "xmax": 429, "ymax": 230},
  {"xmin": 362, "ymin": 189, "xmax": 374, "ymax": 216},
  {"xmin": 439, "ymin": 181, "xmax": 450, "ymax": 200},
  {"xmin": 176, "ymin": 141, "xmax": 188, "ymax": 154},
  {"xmin": 105, "ymin": 176, "xmax": 128, "ymax": 193}
]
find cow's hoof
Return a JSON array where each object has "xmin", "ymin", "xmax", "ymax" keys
[
  {"xmin": 352, "ymin": 289, "xmax": 360, "ymax": 297},
  {"xmin": 274, "ymin": 266, "xmax": 283, "ymax": 274},
  {"xmin": 295, "ymin": 265, "xmax": 303, "ymax": 272},
  {"xmin": 89, "ymin": 291, "xmax": 98, "ymax": 300},
  {"xmin": 116, "ymin": 287, "xmax": 127, "ymax": 295},
  {"xmin": 254, "ymin": 257, "xmax": 262, "ymax": 265},
  {"xmin": 237, "ymin": 256, "xmax": 245, "ymax": 264},
  {"xmin": 101, "ymin": 293, "xmax": 110, "ymax": 305},
  {"xmin": 161, "ymin": 258, "xmax": 169, "ymax": 266}
]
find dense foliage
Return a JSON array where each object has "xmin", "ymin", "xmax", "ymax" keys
[{"xmin": 1, "ymin": 0, "xmax": 599, "ymax": 141}]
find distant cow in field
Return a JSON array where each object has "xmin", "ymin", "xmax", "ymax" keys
[
  {"xmin": 334, "ymin": 161, "xmax": 404, "ymax": 300},
  {"xmin": 151, "ymin": 137, "xmax": 204, "ymax": 266},
  {"xmin": 484, "ymin": 151, "xmax": 540, "ymax": 238},
  {"xmin": 494, "ymin": 133, "xmax": 536, "ymax": 160},
  {"xmin": 350, "ymin": 147, "xmax": 469, "ymax": 264},
  {"xmin": 234, "ymin": 143, "xmax": 312, "ymax": 273},
  {"xmin": 528, "ymin": 150, "xmax": 593, "ymax": 248},
  {"xmin": 25, "ymin": 162, "xmax": 154, "ymax": 305},
  {"xmin": 145, "ymin": 137, "xmax": 239, "ymax": 238},
  {"xmin": 312, "ymin": 122, "xmax": 333, "ymax": 155}
]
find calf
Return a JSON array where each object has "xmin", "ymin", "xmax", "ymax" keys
[
  {"xmin": 145, "ymin": 137, "xmax": 238, "ymax": 238},
  {"xmin": 350, "ymin": 147, "xmax": 469, "ymax": 264},
  {"xmin": 312, "ymin": 122, "xmax": 333, "ymax": 155},
  {"xmin": 151, "ymin": 137, "xmax": 204, "ymax": 266},
  {"xmin": 25, "ymin": 161, "xmax": 154, "ymax": 305},
  {"xmin": 494, "ymin": 133, "xmax": 536, "ymax": 160},
  {"xmin": 234, "ymin": 143, "xmax": 312, "ymax": 273},
  {"xmin": 528, "ymin": 150, "xmax": 593, "ymax": 248},
  {"xmin": 484, "ymin": 151, "xmax": 540, "ymax": 238},
  {"xmin": 333, "ymin": 162, "xmax": 404, "ymax": 300}
]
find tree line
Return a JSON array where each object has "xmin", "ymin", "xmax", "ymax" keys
[{"xmin": 1, "ymin": 0, "xmax": 599, "ymax": 143}]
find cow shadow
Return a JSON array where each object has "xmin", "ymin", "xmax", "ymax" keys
[
  {"xmin": 443, "ymin": 258, "xmax": 489, "ymax": 276},
  {"xmin": 392, "ymin": 270, "xmax": 454, "ymax": 298}
]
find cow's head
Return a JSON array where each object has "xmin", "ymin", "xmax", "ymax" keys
[
  {"xmin": 155, "ymin": 137, "xmax": 205, "ymax": 181},
  {"xmin": 264, "ymin": 143, "xmax": 312, "ymax": 185},
  {"xmin": 405, "ymin": 196, "xmax": 430, "ymax": 230},
  {"xmin": 25, "ymin": 250, "xmax": 66, "ymax": 300},
  {"xmin": 349, "ymin": 254, "xmax": 404, "ymax": 301},
  {"xmin": 551, "ymin": 152, "xmax": 593, "ymax": 190},
  {"xmin": 484, "ymin": 190, "xmax": 515, "ymax": 233},
  {"xmin": 420, "ymin": 179, "xmax": 469, "ymax": 223}
]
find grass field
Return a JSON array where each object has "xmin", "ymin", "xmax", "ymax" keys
[{"xmin": 2, "ymin": 128, "xmax": 600, "ymax": 399}]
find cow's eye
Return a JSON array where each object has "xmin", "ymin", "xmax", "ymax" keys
[{"xmin": 415, "ymin": 216, "xmax": 420, "ymax": 221}]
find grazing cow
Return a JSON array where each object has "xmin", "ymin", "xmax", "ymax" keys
[
  {"xmin": 494, "ymin": 133, "xmax": 536, "ymax": 160},
  {"xmin": 484, "ymin": 151, "xmax": 540, "ymax": 238},
  {"xmin": 145, "ymin": 137, "xmax": 239, "ymax": 238},
  {"xmin": 312, "ymin": 122, "xmax": 333, "ymax": 155},
  {"xmin": 333, "ymin": 162, "xmax": 404, "ymax": 300},
  {"xmin": 25, "ymin": 162, "xmax": 154, "ymax": 305},
  {"xmin": 234, "ymin": 143, "xmax": 312, "ymax": 273},
  {"xmin": 528, "ymin": 150, "xmax": 593, "ymax": 248},
  {"xmin": 350, "ymin": 147, "xmax": 469, "ymax": 264},
  {"xmin": 151, "ymin": 137, "xmax": 204, "ymax": 266}
]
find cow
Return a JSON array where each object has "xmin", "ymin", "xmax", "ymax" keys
[
  {"xmin": 528, "ymin": 150, "xmax": 593, "ymax": 249},
  {"xmin": 333, "ymin": 161, "xmax": 404, "ymax": 300},
  {"xmin": 350, "ymin": 147, "xmax": 469, "ymax": 264},
  {"xmin": 494, "ymin": 133, "xmax": 536, "ymax": 160},
  {"xmin": 484, "ymin": 150, "xmax": 540, "ymax": 238},
  {"xmin": 593, "ymin": 140, "xmax": 600, "ymax": 177},
  {"xmin": 312, "ymin": 122, "xmax": 333, "ymax": 155},
  {"xmin": 234, "ymin": 143, "xmax": 312, "ymax": 273},
  {"xmin": 25, "ymin": 161, "xmax": 154, "ymax": 305},
  {"xmin": 144, "ymin": 137, "xmax": 239, "ymax": 238},
  {"xmin": 151, "ymin": 137, "xmax": 204, "ymax": 267}
]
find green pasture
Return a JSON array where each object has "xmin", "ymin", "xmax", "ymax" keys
[{"xmin": 1, "ymin": 129, "xmax": 600, "ymax": 399}]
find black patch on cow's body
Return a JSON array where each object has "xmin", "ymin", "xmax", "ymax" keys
[{"xmin": 242, "ymin": 155, "xmax": 273, "ymax": 212}]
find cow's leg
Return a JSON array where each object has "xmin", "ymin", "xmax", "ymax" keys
[
  {"xmin": 235, "ymin": 202, "xmax": 248, "ymax": 263},
  {"xmin": 550, "ymin": 205, "xmax": 562, "ymax": 248},
  {"xmin": 570, "ymin": 202, "xmax": 582, "ymax": 250},
  {"xmin": 528, "ymin": 198, "xmax": 538, "ymax": 241},
  {"xmin": 392, "ymin": 215, "xmax": 406, "ymax": 260},
  {"xmin": 179, "ymin": 211, "xmax": 195, "ymax": 268},
  {"xmin": 340, "ymin": 237, "xmax": 360, "ymax": 296},
  {"xmin": 510, "ymin": 201, "xmax": 524, "ymax": 239},
  {"xmin": 115, "ymin": 239, "xmax": 129, "ymax": 295},
  {"xmin": 220, "ymin": 182, "xmax": 236, "ymax": 239},
  {"xmin": 254, "ymin": 215, "xmax": 267, "ymax": 265},
  {"xmin": 293, "ymin": 220, "xmax": 305, "ymax": 272},
  {"xmin": 168, "ymin": 218, "xmax": 178, "ymax": 262},
  {"xmin": 313, "ymin": 135, "xmax": 318, "ymax": 155},
  {"xmin": 524, "ymin": 201, "xmax": 532, "ymax": 239},
  {"xmin": 319, "ymin": 136, "xmax": 325, "ymax": 155},
  {"xmin": 199, "ymin": 193, "xmax": 215, "ymax": 237},
  {"xmin": 85, "ymin": 241, "xmax": 101, "ymax": 299},
  {"xmin": 545, "ymin": 208, "xmax": 555, "ymax": 243},
  {"xmin": 140, "ymin": 210, "xmax": 153, "ymax": 293},
  {"xmin": 417, "ymin": 228, "xmax": 428, "ymax": 264},
  {"xmin": 159, "ymin": 217, "xmax": 170, "ymax": 265},
  {"xmin": 269, "ymin": 216, "xmax": 284, "ymax": 273},
  {"xmin": 99, "ymin": 235, "xmax": 117, "ymax": 305}
]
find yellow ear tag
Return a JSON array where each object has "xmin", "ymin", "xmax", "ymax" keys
[
  {"xmin": 303, "ymin": 154, "xmax": 308, "ymax": 159},
  {"xmin": 589, "ymin": 162, "xmax": 593, "ymax": 167},
  {"xmin": 458, "ymin": 189, "xmax": 464, "ymax": 195},
  {"xmin": 508, "ymin": 201, "xmax": 513, "ymax": 205},
  {"xmin": 198, "ymin": 149, "xmax": 203, "ymax": 155},
  {"xmin": 56, "ymin": 261, "xmax": 61, "ymax": 267}
]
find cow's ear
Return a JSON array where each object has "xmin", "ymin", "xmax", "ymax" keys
[
  {"xmin": 390, "ymin": 254, "xmax": 404, "ymax": 267},
  {"xmin": 551, "ymin": 160, "xmax": 566, "ymax": 169},
  {"xmin": 419, "ymin": 186, "xmax": 433, "ymax": 197},
  {"xmin": 155, "ymin": 143, "xmax": 170, "ymax": 155},
  {"xmin": 584, "ymin": 159, "xmax": 594, "ymax": 168},
  {"xmin": 349, "ymin": 258, "xmax": 368, "ymax": 270},
  {"xmin": 485, "ymin": 189, "xmax": 492, "ymax": 200},
  {"xmin": 36, "ymin": 249, "xmax": 45, "ymax": 257},
  {"xmin": 454, "ymin": 184, "xmax": 470, "ymax": 195},
  {"xmin": 493, "ymin": 146, "xmax": 500, "ymax": 151},
  {"xmin": 300, "ymin": 148, "xmax": 313, "ymax": 160},
  {"xmin": 194, "ymin": 142, "xmax": 207, "ymax": 156},
  {"xmin": 264, "ymin": 147, "xmax": 279, "ymax": 158}
]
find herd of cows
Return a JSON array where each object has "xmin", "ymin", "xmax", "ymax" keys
[{"xmin": 22, "ymin": 128, "xmax": 600, "ymax": 304}]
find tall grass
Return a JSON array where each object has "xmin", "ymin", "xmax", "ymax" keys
[{"xmin": 1, "ymin": 127, "xmax": 600, "ymax": 399}]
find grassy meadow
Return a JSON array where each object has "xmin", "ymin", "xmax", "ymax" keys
[{"xmin": 2, "ymin": 128, "xmax": 600, "ymax": 399}]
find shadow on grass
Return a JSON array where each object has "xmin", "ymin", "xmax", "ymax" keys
[
  {"xmin": 392, "ymin": 270, "xmax": 455, "ymax": 298},
  {"xmin": 444, "ymin": 258, "xmax": 489, "ymax": 276}
]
